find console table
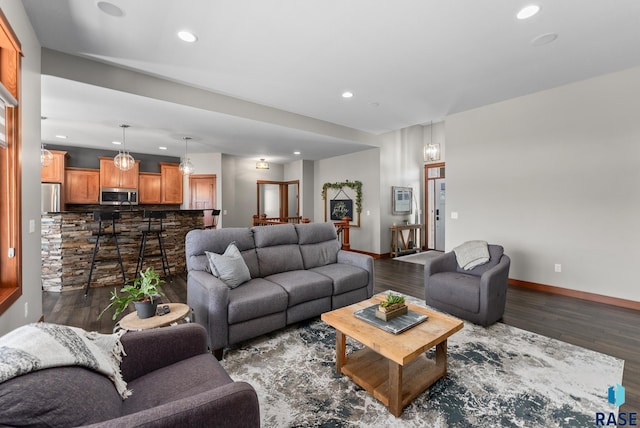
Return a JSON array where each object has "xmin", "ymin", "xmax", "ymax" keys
[{"xmin": 390, "ymin": 224, "xmax": 422, "ymax": 257}]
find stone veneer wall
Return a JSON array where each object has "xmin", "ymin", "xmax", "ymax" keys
[{"xmin": 41, "ymin": 210, "xmax": 204, "ymax": 292}]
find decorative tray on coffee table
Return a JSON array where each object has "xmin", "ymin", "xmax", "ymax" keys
[{"xmin": 354, "ymin": 304, "xmax": 428, "ymax": 335}]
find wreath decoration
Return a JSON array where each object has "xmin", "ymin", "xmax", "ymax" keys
[{"xmin": 321, "ymin": 180, "xmax": 363, "ymax": 214}]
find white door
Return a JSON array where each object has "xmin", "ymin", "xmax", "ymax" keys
[{"xmin": 434, "ymin": 179, "xmax": 446, "ymax": 251}]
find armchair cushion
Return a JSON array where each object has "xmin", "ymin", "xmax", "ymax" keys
[
  {"xmin": 0, "ymin": 323, "xmax": 260, "ymax": 428},
  {"xmin": 0, "ymin": 366, "xmax": 122, "ymax": 427}
]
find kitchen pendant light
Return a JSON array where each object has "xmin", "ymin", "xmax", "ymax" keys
[
  {"xmin": 40, "ymin": 143, "xmax": 54, "ymax": 167},
  {"xmin": 179, "ymin": 136, "xmax": 194, "ymax": 175},
  {"xmin": 113, "ymin": 124, "xmax": 135, "ymax": 171}
]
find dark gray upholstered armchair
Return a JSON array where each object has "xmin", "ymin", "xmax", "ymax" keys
[
  {"xmin": 0, "ymin": 324, "xmax": 260, "ymax": 427},
  {"xmin": 424, "ymin": 245, "xmax": 511, "ymax": 326}
]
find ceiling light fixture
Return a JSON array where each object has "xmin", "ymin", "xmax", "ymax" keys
[
  {"xmin": 179, "ymin": 136, "xmax": 195, "ymax": 175},
  {"xmin": 256, "ymin": 158, "xmax": 269, "ymax": 170},
  {"xmin": 517, "ymin": 5, "xmax": 540, "ymax": 20},
  {"xmin": 55, "ymin": 135, "xmax": 67, "ymax": 139},
  {"xmin": 294, "ymin": 151, "xmax": 301, "ymax": 155},
  {"xmin": 112, "ymin": 140, "xmax": 121, "ymax": 145},
  {"xmin": 424, "ymin": 121, "xmax": 441, "ymax": 162},
  {"xmin": 41, "ymin": 143, "xmax": 53, "ymax": 167},
  {"xmin": 97, "ymin": 1, "xmax": 124, "ymax": 17},
  {"xmin": 531, "ymin": 33, "xmax": 559, "ymax": 46},
  {"xmin": 113, "ymin": 124, "xmax": 135, "ymax": 171},
  {"xmin": 341, "ymin": 91, "xmax": 354, "ymax": 99},
  {"xmin": 158, "ymin": 146, "xmax": 167, "ymax": 151},
  {"xmin": 177, "ymin": 30, "xmax": 198, "ymax": 43}
]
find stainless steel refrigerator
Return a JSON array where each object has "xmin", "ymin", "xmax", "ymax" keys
[{"xmin": 41, "ymin": 183, "xmax": 61, "ymax": 212}]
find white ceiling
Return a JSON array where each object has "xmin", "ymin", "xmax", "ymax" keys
[{"xmin": 22, "ymin": 0, "xmax": 640, "ymax": 162}]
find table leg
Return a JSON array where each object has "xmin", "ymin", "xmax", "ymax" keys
[
  {"xmin": 388, "ymin": 359, "xmax": 403, "ymax": 417},
  {"xmin": 336, "ymin": 330, "xmax": 346, "ymax": 373},
  {"xmin": 436, "ymin": 339, "xmax": 447, "ymax": 374}
]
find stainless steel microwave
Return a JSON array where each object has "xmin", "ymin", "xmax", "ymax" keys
[{"xmin": 100, "ymin": 188, "xmax": 138, "ymax": 206}]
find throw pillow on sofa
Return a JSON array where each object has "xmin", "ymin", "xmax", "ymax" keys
[{"xmin": 206, "ymin": 242, "xmax": 251, "ymax": 288}]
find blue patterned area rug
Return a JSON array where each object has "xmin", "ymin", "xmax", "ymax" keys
[{"xmin": 220, "ymin": 293, "xmax": 624, "ymax": 427}]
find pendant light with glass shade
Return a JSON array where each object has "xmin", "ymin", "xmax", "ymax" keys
[
  {"xmin": 179, "ymin": 136, "xmax": 194, "ymax": 175},
  {"xmin": 40, "ymin": 143, "xmax": 54, "ymax": 167},
  {"xmin": 113, "ymin": 124, "xmax": 135, "ymax": 171}
]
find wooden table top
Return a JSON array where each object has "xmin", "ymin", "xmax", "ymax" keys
[
  {"xmin": 119, "ymin": 303, "xmax": 190, "ymax": 331},
  {"xmin": 321, "ymin": 296, "xmax": 464, "ymax": 365}
]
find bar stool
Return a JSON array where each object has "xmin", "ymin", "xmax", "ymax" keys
[
  {"xmin": 136, "ymin": 210, "xmax": 171, "ymax": 278},
  {"xmin": 85, "ymin": 211, "xmax": 126, "ymax": 296},
  {"xmin": 203, "ymin": 208, "xmax": 221, "ymax": 229}
]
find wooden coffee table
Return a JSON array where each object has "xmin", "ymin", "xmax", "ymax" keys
[
  {"xmin": 321, "ymin": 296, "xmax": 463, "ymax": 417},
  {"xmin": 118, "ymin": 303, "xmax": 191, "ymax": 331}
]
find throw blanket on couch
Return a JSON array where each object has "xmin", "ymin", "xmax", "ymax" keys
[
  {"xmin": 453, "ymin": 240, "xmax": 490, "ymax": 270},
  {"xmin": 0, "ymin": 323, "xmax": 130, "ymax": 398}
]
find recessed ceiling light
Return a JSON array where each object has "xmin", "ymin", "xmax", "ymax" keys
[
  {"xmin": 159, "ymin": 146, "xmax": 167, "ymax": 150},
  {"xmin": 294, "ymin": 151, "xmax": 301, "ymax": 155},
  {"xmin": 97, "ymin": 1, "xmax": 124, "ymax": 17},
  {"xmin": 531, "ymin": 33, "xmax": 558, "ymax": 46},
  {"xmin": 112, "ymin": 140, "xmax": 121, "ymax": 145},
  {"xmin": 55, "ymin": 135, "xmax": 67, "ymax": 139},
  {"xmin": 341, "ymin": 91, "xmax": 354, "ymax": 99},
  {"xmin": 517, "ymin": 5, "xmax": 540, "ymax": 20},
  {"xmin": 177, "ymin": 30, "xmax": 198, "ymax": 43}
]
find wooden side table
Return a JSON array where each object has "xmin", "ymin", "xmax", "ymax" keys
[
  {"xmin": 118, "ymin": 303, "xmax": 190, "ymax": 331},
  {"xmin": 390, "ymin": 224, "xmax": 422, "ymax": 257}
]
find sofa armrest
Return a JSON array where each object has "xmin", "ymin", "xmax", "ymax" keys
[
  {"xmin": 187, "ymin": 270, "xmax": 230, "ymax": 351},
  {"xmin": 120, "ymin": 324, "xmax": 208, "ymax": 382},
  {"xmin": 424, "ymin": 251, "xmax": 457, "ymax": 278},
  {"xmin": 477, "ymin": 255, "xmax": 511, "ymax": 325},
  {"xmin": 479, "ymin": 254, "xmax": 511, "ymax": 293},
  {"xmin": 337, "ymin": 250, "xmax": 375, "ymax": 297},
  {"xmin": 84, "ymin": 381, "xmax": 260, "ymax": 428}
]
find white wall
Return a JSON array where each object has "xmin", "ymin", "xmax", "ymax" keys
[
  {"xmin": 221, "ymin": 155, "xmax": 284, "ymax": 227},
  {"xmin": 446, "ymin": 67, "xmax": 640, "ymax": 302},
  {"xmin": 378, "ymin": 125, "xmax": 425, "ymax": 253},
  {"xmin": 0, "ymin": 1, "xmax": 43, "ymax": 334},
  {"xmin": 314, "ymin": 148, "xmax": 381, "ymax": 252}
]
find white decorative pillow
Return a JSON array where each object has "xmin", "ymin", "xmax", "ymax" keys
[{"xmin": 205, "ymin": 242, "xmax": 251, "ymax": 288}]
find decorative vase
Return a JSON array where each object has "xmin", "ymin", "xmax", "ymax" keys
[{"xmin": 134, "ymin": 299, "xmax": 158, "ymax": 319}]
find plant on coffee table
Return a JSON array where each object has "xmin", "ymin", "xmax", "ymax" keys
[
  {"xmin": 379, "ymin": 294, "xmax": 406, "ymax": 313},
  {"xmin": 98, "ymin": 267, "xmax": 166, "ymax": 320}
]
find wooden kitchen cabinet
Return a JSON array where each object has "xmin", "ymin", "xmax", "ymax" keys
[
  {"xmin": 138, "ymin": 172, "xmax": 161, "ymax": 204},
  {"xmin": 41, "ymin": 150, "xmax": 67, "ymax": 183},
  {"xmin": 65, "ymin": 168, "xmax": 100, "ymax": 204},
  {"xmin": 160, "ymin": 163, "xmax": 183, "ymax": 204},
  {"xmin": 99, "ymin": 157, "xmax": 140, "ymax": 189}
]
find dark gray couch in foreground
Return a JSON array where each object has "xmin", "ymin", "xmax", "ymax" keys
[
  {"xmin": 0, "ymin": 324, "xmax": 259, "ymax": 427},
  {"xmin": 186, "ymin": 222, "xmax": 374, "ymax": 355},
  {"xmin": 424, "ymin": 245, "xmax": 510, "ymax": 326}
]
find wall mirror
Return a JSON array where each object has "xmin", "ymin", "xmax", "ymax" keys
[
  {"xmin": 257, "ymin": 180, "xmax": 299, "ymax": 219},
  {"xmin": 392, "ymin": 186, "xmax": 413, "ymax": 215}
]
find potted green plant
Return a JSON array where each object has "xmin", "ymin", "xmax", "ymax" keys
[
  {"xmin": 376, "ymin": 293, "xmax": 407, "ymax": 321},
  {"xmin": 98, "ymin": 267, "xmax": 166, "ymax": 320}
]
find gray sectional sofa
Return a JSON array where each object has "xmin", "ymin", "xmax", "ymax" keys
[{"xmin": 185, "ymin": 222, "xmax": 374, "ymax": 355}]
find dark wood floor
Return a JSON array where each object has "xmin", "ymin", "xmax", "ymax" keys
[{"xmin": 43, "ymin": 258, "xmax": 639, "ymax": 412}]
